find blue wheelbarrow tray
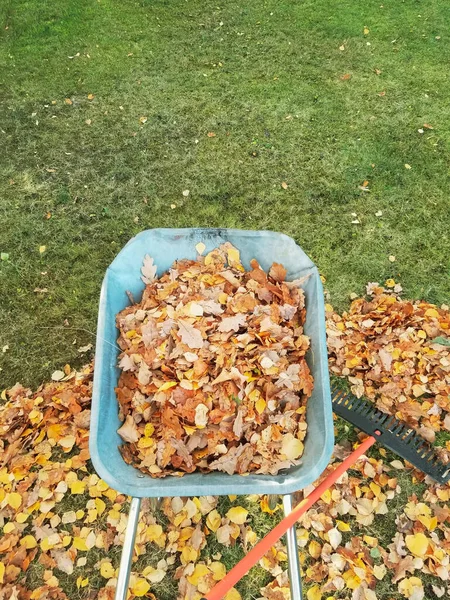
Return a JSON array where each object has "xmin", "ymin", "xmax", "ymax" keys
[{"xmin": 90, "ymin": 228, "xmax": 334, "ymax": 498}]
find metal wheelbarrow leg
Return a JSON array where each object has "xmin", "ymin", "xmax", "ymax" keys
[
  {"xmin": 115, "ymin": 497, "xmax": 142, "ymax": 600},
  {"xmin": 283, "ymin": 494, "xmax": 303, "ymax": 599},
  {"xmin": 115, "ymin": 495, "xmax": 302, "ymax": 600}
]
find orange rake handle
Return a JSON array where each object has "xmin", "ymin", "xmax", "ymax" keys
[{"xmin": 204, "ymin": 435, "xmax": 377, "ymax": 600}]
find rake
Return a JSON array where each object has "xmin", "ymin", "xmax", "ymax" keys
[{"xmin": 202, "ymin": 381, "xmax": 450, "ymax": 600}]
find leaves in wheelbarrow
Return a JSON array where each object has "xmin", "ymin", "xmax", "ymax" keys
[{"xmin": 115, "ymin": 243, "xmax": 313, "ymax": 477}]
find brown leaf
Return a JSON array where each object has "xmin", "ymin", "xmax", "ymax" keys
[
  {"xmin": 117, "ymin": 415, "xmax": 139, "ymax": 443},
  {"xmin": 269, "ymin": 263, "xmax": 287, "ymax": 282}
]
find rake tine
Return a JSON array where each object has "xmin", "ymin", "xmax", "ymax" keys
[{"xmin": 331, "ymin": 382, "xmax": 450, "ymax": 484}]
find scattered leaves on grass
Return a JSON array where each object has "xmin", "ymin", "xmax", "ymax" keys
[
  {"xmin": 2, "ymin": 288, "xmax": 450, "ymax": 600},
  {"xmin": 327, "ymin": 286, "xmax": 450, "ymax": 463},
  {"xmin": 116, "ymin": 244, "xmax": 313, "ymax": 477}
]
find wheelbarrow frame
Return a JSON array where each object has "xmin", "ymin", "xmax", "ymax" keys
[{"xmin": 90, "ymin": 228, "xmax": 334, "ymax": 599}]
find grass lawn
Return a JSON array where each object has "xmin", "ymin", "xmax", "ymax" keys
[
  {"xmin": 1, "ymin": 1, "xmax": 450, "ymax": 599},
  {"xmin": 1, "ymin": 0, "xmax": 449, "ymax": 388}
]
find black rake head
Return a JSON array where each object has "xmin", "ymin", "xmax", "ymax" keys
[{"xmin": 331, "ymin": 382, "xmax": 450, "ymax": 485}]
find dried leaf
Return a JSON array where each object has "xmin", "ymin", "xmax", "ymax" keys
[
  {"xmin": 178, "ymin": 321, "xmax": 204, "ymax": 348},
  {"xmin": 141, "ymin": 254, "xmax": 157, "ymax": 283},
  {"xmin": 218, "ymin": 314, "xmax": 247, "ymax": 333},
  {"xmin": 226, "ymin": 507, "xmax": 248, "ymax": 525},
  {"xmin": 405, "ymin": 533, "xmax": 429, "ymax": 557}
]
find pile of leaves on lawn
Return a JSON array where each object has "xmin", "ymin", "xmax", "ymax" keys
[
  {"xmin": 0, "ymin": 285, "xmax": 449, "ymax": 600},
  {"xmin": 327, "ymin": 281, "xmax": 450, "ymax": 465}
]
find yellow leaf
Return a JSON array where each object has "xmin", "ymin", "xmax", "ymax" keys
[
  {"xmin": 224, "ymin": 589, "xmax": 241, "ymax": 600},
  {"xmin": 210, "ymin": 561, "xmax": 226, "ymax": 581},
  {"xmin": 146, "ymin": 524, "xmax": 163, "ymax": 541},
  {"xmin": 16, "ymin": 512, "xmax": 29, "ymax": 524},
  {"xmin": 307, "ymin": 585, "xmax": 322, "ymax": 600},
  {"xmin": 385, "ymin": 279, "xmax": 395, "ymax": 288},
  {"xmin": 47, "ymin": 423, "xmax": 64, "ymax": 439},
  {"xmin": 404, "ymin": 163, "xmax": 412, "ymax": 169},
  {"xmin": 260, "ymin": 496, "xmax": 278, "ymax": 514},
  {"xmin": 226, "ymin": 506, "xmax": 248, "ymax": 525},
  {"xmin": 195, "ymin": 242, "xmax": 206, "ymax": 255},
  {"xmin": 308, "ymin": 540, "xmax": 322, "ymax": 559},
  {"xmin": 76, "ymin": 576, "xmax": 89, "ymax": 589},
  {"xmin": 70, "ymin": 480, "xmax": 86, "ymax": 494},
  {"xmin": 20, "ymin": 535, "xmax": 37, "ymax": 549},
  {"xmin": 320, "ymin": 489, "xmax": 331, "ymax": 504},
  {"xmin": 255, "ymin": 397, "xmax": 266, "ymax": 414},
  {"xmin": 73, "ymin": 537, "xmax": 89, "ymax": 551},
  {"xmin": 76, "ymin": 509, "xmax": 85, "ymax": 519},
  {"xmin": 417, "ymin": 515, "xmax": 437, "ymax": 531},
  {"xmin": 363, "ymin": 26, "xmax": 369, "ymax": 35},
  {"xmin": 39, "ymin": 245, "xmax": 46, "ymax": 254},
  {"xmin": 363, "ymin": 535, "xmax": 377, "ymax": 547},
  {"xmin": 281, "ymin": 433, "xmax": 304, "ymax": 460},
  {"xmin": 6, "ymin": 492, "xmax": 22, "ymax": 510},
  {"xmin": 131, "ymin": 578, "xmax": 151, "ymax": 597},
  {"xmin": 95, "ymin": 498, "xmax": 106, "ymax": 516},
  {"xmin": 138, "ymin": 437, "xmax": 154, "ymax": 449},
  {"xmin": 144, "ymin": 423, "xmax": 155, "ymax": 437},
  {"xmin": 336, "ymin": 520, "xmax": 351, "ymax": 532},
  {"xmin": 0, "ymin": 562, "xmax": 4, "ymax": 584},
  {"xmin": 227, "ymin": 246, "xmax": 241, "ymax": 265},
  {"xmin": 3, "ymin": 522, "xmax": 15, "ymax": 534},
  {"xmin": 158, "ymin": 381, "xmax": 178, "ymax": 392},
  {"xmin": 187, "ymin": 563, "xmax": 210, "ymax": 585},
  {"xmin": 206, "ymin": 509, "xmax": 222, "ymax": 532},
  {"xmin": 181, "ymin": 546, "xmax": 199, "ymax": 564},
  {"xmin": 87, "ymin": 93, "xmax": 95, "ymax": 100},
  {"xmin": 405, "ymin": 532, "xmax": 429, "ymax": 557},
  {"xmin": 425, "ymin": 308, "xmax": 439, "ymax": 318},
  {"xmin": 65, "ymin": 98, "xmax": 73, "ymax": 105},
  {"xmin": 100, "ymin": 562, "xmax": 115, "ymax": 578}
]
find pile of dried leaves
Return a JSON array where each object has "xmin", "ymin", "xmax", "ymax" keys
[
  {"xmin": 1, "ymin": 285, "xmax": 449, "ymax": 600},
  {"xmin": 116, "ymin": 243, "xmax": 313, "ymax": 477},
  {"xmin": 326, "ymin": 281, "xmax": 450, "ymax": 463}
]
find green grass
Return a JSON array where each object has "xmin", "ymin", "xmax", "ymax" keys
[{"xmin": 1, "ymin": 0, "xmax": 450, "ymax": 388}]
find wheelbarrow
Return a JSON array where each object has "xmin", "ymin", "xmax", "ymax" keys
[{"xmin": 90, "ymin": 228, "xmax": 334, "ymax": 600}]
